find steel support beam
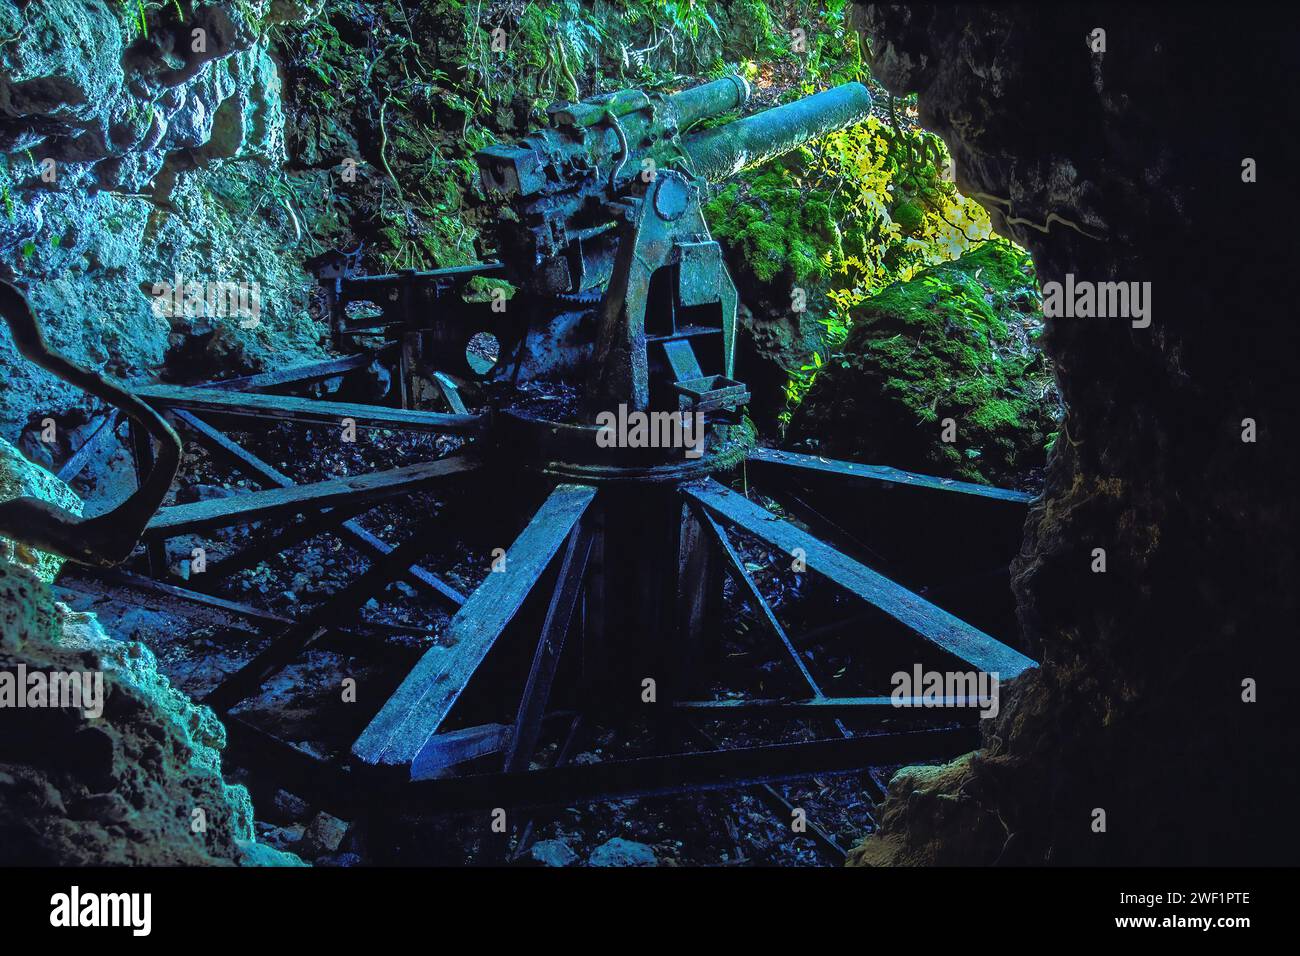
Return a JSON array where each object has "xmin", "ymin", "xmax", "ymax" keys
[
  {"xmin": 685, "ymin": 479, "xmax": 1037, "ymax": 679},
  {"xmin": 137, "ymin": 384, "xmax": 483, "ymax": 434},
  {"xmin": 353, "ymin": 484, "xmax": 598, "ymax": 767},
  {"xmin": 145, "ymin": 453, "xmax": 480, "ymax": 538}
]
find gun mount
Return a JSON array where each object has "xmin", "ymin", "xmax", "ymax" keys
[
  {"xmin": 312, "ymin": 76, "xmax": 875, "ymax": 478},
  {"xmin": 476, "ymin": 77, "xmax": 872, "ymax": 299},
  {"xmin": 0, "ymin": 74, "xmax": 1036, "ymax": 852},
  {"xmin": 475, "ymin": 77, "xmax": 873, "ymax": 419}
]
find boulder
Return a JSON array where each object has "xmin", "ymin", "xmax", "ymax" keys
[
  {"xmin": 0, "ymin": 560, "xmax": 303, "ymax": 865},
  {"xmin": 787, "ymin": 241, "xmax": 1060, "ymax": 489},
  {"xmin": 530, "ymin": 838, "xmax": 578, "ymax": 868}
]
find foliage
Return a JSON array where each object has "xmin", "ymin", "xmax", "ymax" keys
[
  {"xmin": 277, "ymin": 1, "xmax": 490, "ymax": 270},
  {"xmin": 692, "ymin": 1, "xmax": 1002, "ymax": 426},
  {"xmin": 788, "ymin": 241, "xmax": 1058, "ymax": 486},
  {"xmin": 512, "ymin": 1, "xmax": 606, "ymax": 102},
  {"xmin": 276, "ymin": 0, "xmax": 765, "ymax": 272}
]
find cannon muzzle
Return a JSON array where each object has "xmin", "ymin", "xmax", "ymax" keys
[{"xmin": 682, "ymin": 82, "xmax": 873, "ymax": 181}]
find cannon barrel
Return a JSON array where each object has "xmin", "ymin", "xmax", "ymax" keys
[
  {"xmin": 669, "ymin": 74, "xmax": 751, "ymax": 129},
  {"xmin": 474, "ymin": 78, "xmax": 872, "ymax": 294},
  {"xmin": 682, "ymin": 82, "xmax": 872, "ymax": 181}
]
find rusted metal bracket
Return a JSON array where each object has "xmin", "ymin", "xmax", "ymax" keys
[{"xmin": 0, "ymin": 280, "xmax": 180, "ymax": 566}]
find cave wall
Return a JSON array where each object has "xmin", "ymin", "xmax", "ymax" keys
[
  {"xmin": 0, "ymin": 0, "xmax": 330, "ymax": 867},
  {"xmin": 0, "ymin": 440, "xmax": 300, "ymax": 865},
  {"xmin": 848, "ymin": 2, "xmax": 1299, "ymax": 864},
  {"xmin": 0, "ymin": 0, "xmax": 327, "ymax": 451}
]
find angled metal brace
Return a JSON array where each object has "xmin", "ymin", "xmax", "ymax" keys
[
  {"xmin": 353, "ymin": 483, "xmax": 598, "ymax": 768},
  {"xmin": 685, "ymin": 478, "xmax": 1037, "ymax": 679},
  {"xmin": 503, "ymin": 518, "xmax": 595, "ymax": 772}
]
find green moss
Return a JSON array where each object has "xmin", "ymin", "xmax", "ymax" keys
[
  {"xmin": 789, "ymin": 240, "xmax": 1061, "ymax": 487},
  {"xmin": 969, "ymin": 396, "xmax": 1025, "ymax": 432},
  {"xmin": 892, "ymin": 200, "xmax": 924, "ymax": 236},
  {"xmin": 854, "ymin": 242, "xmax": 1038, "ymax": 428},
  {"xmin": 726, "ymin": 0, "xmax": 786, "ymax": 60},
  {"xmin": 703, "ymin": 165, "xmax": 841, "ymax": 285}
]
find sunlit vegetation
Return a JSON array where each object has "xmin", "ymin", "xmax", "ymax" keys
[{"xmin": 269, "ymin": 0, "xmax": 1030, "ymax": 439}]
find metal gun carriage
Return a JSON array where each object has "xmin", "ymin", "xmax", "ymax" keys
[{"xmin": 0, "ymin": 75, "xmax": 1035, "ymax": 852}]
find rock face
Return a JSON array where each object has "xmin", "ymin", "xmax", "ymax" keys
[
  {"xmin": 847, "ymin": 2, "xmax": 1299, "ymax": 865},
  {"xmin": 0, "ymin": 0, "xmax": 326, "ymax": 442},
  {"xmin": 787, "ymin": 241, "xmax": 1058, "ymax": 488},
  {"xmin": 0, "ymin": 563, "xmax": 302, "ymax": 865},
  {"xmin": 0, "ymin": 440, "xmax": 299, "ymax": 865}
]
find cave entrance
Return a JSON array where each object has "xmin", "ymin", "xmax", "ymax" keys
[{"xmin": 3, "ymin": 4, "xmax": 1052, "ymax": 864}]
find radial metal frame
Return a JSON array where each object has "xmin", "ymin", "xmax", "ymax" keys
[{"xmin": 31, "ymin": 260, "xmax": 1041, "ymax": 860}]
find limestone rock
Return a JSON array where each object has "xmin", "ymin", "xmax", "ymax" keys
[
  {"xmin": 0, "ymin": 1, "xmax": 326, "ymax": 441},
  {"xmin": 0, "ymin": 561, "xmax": 303, "ymax": 865},
  {"xmin": 298, "ymin": 811, "xmax": 349, "ymax": 859},
  {"xmin": 0, "ymin": 430, "xmax": 299, "ymax": 865},
  {"xmin": 530, "ymin": 838, "xmax": 578, "ymax": 868},
  {"xmin": 587, "ymin": 837, "xmax": 657, "ymax": 867}
]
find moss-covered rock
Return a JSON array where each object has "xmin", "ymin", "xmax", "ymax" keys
[
  {"xmin": 786, "ymin": 241, "xmax": 1061, "ymax": 489},
  {"xmin": 702, "ymin": 152, "xmax": 841, "ymax": 428},
  {"xmin": 845, "ymin": 751, "xmax": 1007, "ymax": 866},
  {"xmin": 704, "ymin": 158, "xmax": 841, "ymax": 287}
]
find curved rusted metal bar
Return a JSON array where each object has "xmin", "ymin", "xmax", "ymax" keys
[{"xmin": 0, "ymin": 279, "xmax": 181, "ymax": 566}]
